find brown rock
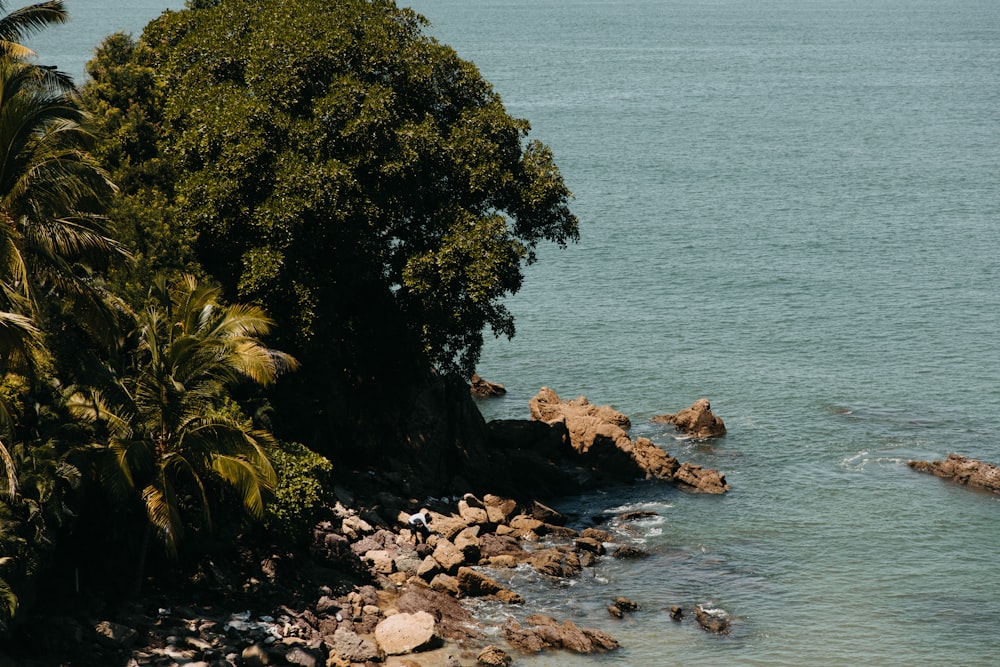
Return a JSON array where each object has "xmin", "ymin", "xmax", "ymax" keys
[
  {"xmin": 529, "ymin": 500, "xmax": 565, "ymax": 525},
  {"xmin": 432, "ymin": 539, "xmax": 466, "ymax": 574},
  {"xmin": 694, "ymin": 605, "xmax": 730, "ymax": 634},
  {"xmin": 908, "ymin": 454, "xmax": 1000, "ymax": 494},
  {"xmin": 581, "ymin": 527, "xmax": 610, "ymax": 542},
  {"xmin": 530, "ymin": 387, "xmax": 632, "ymax": 430},
  {"xmin": 575, "ymin": 537, "xmax": 606, "ymax": 555},
  {"xmin": 673, "ymin": 461, "xmax": 730, "ymax": 494},
  {"xmin": 508, "ymin": 514, "xmax": 546, "ymax": 535},
  {"xmin": 652, "ymin": 398, "xmax": 727, "ymax": 438},
  {"xmin": 429, "ymin": 573, "xmax": 461, "ymax": 597},
  {"xmin": 458, "ymin": 500, "xmax": 489, "ymax": 525},
  {"xmin": 479, "ymin": 533, "xmax": 524, "ymax": 559},
  {"xmin": 477, "ymin": 644, "xmax": 512, "ymax": 666},
  {"xmin": 470, "ymin": 374, "xmax": 507, "ymax": 398},
  {"xmin": 456, "ymin": 566, "xmax": 521, "ymax": 603},
  {"xmin": 669, "ymin": 605, "xmax": 683, "ymax": 621},
  {"xmin": 528, "ymin": 548, "xmax": 581, "ymax": 578},
  {"xmin": 528, "ymin": 388, "xmax": 729, "ymax": 492},
  {"xmin": 396, "ymin": 585, "xmax": 478, "ymax": 642},
  {"xmin": 612, "ymin": 596, "xmax": 639, "ymax": 612},
  {"xmin": 416, "ymin": 555, "xmax": 441, "ymax": 580},
  {"xmin": 505, "ymin": 615, "xmax": 619, "ymax": 654},
  {"xmin": 482, "ymin": 494, "xmax": 518, "ymax": 524},
  {"xmin": 613, "ymin": 545, "xmax": 650, "ymax": 560},
  {"xmin": 453, "ymin": 526, "xmax": 482, "ymax": 562}
]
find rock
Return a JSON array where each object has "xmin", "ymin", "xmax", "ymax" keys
[
  {"xmin": 428, "ymin": 513, "xmax": 471, "ymax": 540},
  {"xmin": 908, "ymin": 454, "xmax": 1000, "ymax": 494},
  {"xmin": 503, "ymin": 615, "xmax": 619, "ymax": 654},
  {"xmin": 432, "ymin": 538, "xmax": 467, "ymax": 573},
  {"xmin": 331, "ymin": 627, "xmax": 381, "ymax": 663},
  {"xmin": 478, "ymin": 533, "xmax": 524, "ymax": 559},
  {"xmin": 341, "ymin": 514, "xmax": 374, "ymax": 539},
  {"xmin": 581, "ymin": 527, "xmax": 610, "ymax": 542},
  {"xmin": 694, "ymin": 605, "xmax": 730, "ymax": 634},
  {"xmin": 94, "ymin": 621, "xmax": 137, "ymax": 648},
  {"xmin": 652, "ymin": 398, "xmax": 727, "ymax": 438},
  {"xmin": 530, "ymin": 387, "xmax": 632, "ymax": 430},
  {"xmin": 575, "ymin": 537, "xmax": 606, "ymax": 555},
  {"xmin": 508, "ymin": 515, "xmax": 546, "ymax": 535},
  {"xmin": 529, "ymin": 500, "xmax": 565, "ymax": 525},
  {"xmin": 284, "ymin": 645, "xmax": 324, "ymax": 667},
  {"xmin": 242, "ymin": 643, "xmax": 271, "ymax": 667},
  {"xmin": 608, "ymin": 605, "xmax": 623, "ymax": 619},
  {"xmin": 670, "ymin": 605, "xmax": 683, "ymax": 621},
  {"xmin": 673, "ymin": 461, "xmax": 730, "ymax": 494},
  {"xmin": 612, "ymin": 597, "xmax": 639, "ymax": 612},
  {"xmin": 364, "ymin": 549, "xmax": 395, "ymax": 574},
  {"xmin": 612, "ymin": 545, "xmax": 650, "ymax": 559},
  {"xmin": 395, "ymin": 586, "xmax": 478, "ymax": 642},
  {"xmin": 456, "ymin": 567, "xmax": 521, "ymax": 602},
  {"xmin": 470, "ymin": 374, "xmax": 507, "ymax": 398},
  {"xmin": 457, "ymin": 500, "xmax": 489, "ymax": 525},
  {"xmin": 482, "ymin": 494, "xmax": 518, "ymax": 524},
  {"xmin": 453, "ymin": 526, "xmax": 482, "ymax": 562},
  {"xmin": 373, "ymin": 611, "xmax": 439, "ymax": 655},
  {"xmin": 416, "ymin": 555, "xmax": 441, "ymax": 580},
  {"xmin": 528, "ymin": 388, "xmax": 729, "ymax": 492},
  {"xmin": 477, "ymin": 645, "xmax": 513, "ymax": 666},
  {"xmin": 430, "ymin": 573, "xmax": 461, "ymax": 597},
  {"xmin": 529, "ymin": 548, "xmax": 581, "ymax": 578}
]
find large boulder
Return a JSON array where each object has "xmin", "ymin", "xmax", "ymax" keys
[
  {"xmin": 652, "ymin": 398, "xmax": 727, "ymax": 438},
  {"xmin": 373, "ymin": 611, "xmax": 439, "ymax": 656},
  {"xmin": 908, "ymin": 454, "xmax": 1000, "ymax": 494}
]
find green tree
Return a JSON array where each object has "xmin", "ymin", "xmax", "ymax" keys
[
  {"xmin": 84, "ymin": 0, "xmax": 578, "ymax": 456},
  {"xmin": 68, "ymin": 274, "xmax": 296, "ymax": 565}
]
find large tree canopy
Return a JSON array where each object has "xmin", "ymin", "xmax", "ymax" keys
[{"xmin": 84, "ymin": 0, "xmax": 577, "ymax": 453}]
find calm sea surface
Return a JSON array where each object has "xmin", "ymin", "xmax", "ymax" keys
[{"xmin": 33, "ymin": 0, "xmax": 1000, "ymax": 665}]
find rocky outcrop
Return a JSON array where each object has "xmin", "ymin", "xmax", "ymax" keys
[
  {"xmin": 503, "ymin": 614, "xmax": 619, "ymax": 654},
  {"xmin": 470, "ymin": 374, "xmax": 507, "ymax": 398},
  {"xmin": 908, "ymin": 454, "xmax": 1000, "ymax": 494},
  {"xmin": 652, "ymin": 398, "xmax": 727, "ymax": 438},
  {"xmin": 528, "ymin": 388, "xmax": 729, "ymax": 493}
]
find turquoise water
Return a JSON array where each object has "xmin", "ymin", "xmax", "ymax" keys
[
  {"xmin": 30, "ymin": 1, "xmax": 1000, "ymax": 664},
  {"xmin": 405, "ymin": 0, "xmax": 1000, "ymax": 664}
]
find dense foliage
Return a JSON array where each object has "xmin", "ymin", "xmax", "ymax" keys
[
  {"xmin": 84, "ymin": 0, "xmax": 578, "ymax": 453},
  {"xmin": 0, "ymin": 0, "xmax": 579, "ymax": 638}
]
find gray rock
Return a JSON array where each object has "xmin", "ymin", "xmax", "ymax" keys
[{"xmin": 331, "ymin": 627, "xmax": 381, "ymax": 662}]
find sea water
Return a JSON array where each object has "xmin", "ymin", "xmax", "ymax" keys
[
  {"xmin": 404, "ymin": 0, "xmax": 1000, "ymax": 664},
  {"xmin": 31, "ymin": 0, "xmax": 1000, "ymax": 664}
]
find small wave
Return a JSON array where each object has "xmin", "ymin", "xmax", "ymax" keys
[{"xmin": 841, "ymin": 451, "xmax": 908, "ymax": 470}]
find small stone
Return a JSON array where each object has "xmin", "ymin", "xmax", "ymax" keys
[{"xmin": 241, "ymin": 643, "xmax": 271, "ymax": 667}]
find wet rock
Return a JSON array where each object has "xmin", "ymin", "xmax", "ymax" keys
[
  {"xmin": 503, "ymin": 615, "xmax": 619, "ymax": 654},
  {"xmin": 612, "ymin": 545, "xmax": 650, "ymax": 560},
  {"xmin": 456, "ymin": 567, "xmax": 522, "ymax": 603},
  {"xmin": 374, "ymin": 611, "xmax": 439, "ymax": 656},
  {"xmin": 482, "ymin": 494, "xmax": 518, "ymax": 524},
  {"xmin": 477, "ymin": 644, "xmax": 513, "ymax": 666},
  {"xmin": 908, "ymin": 454, "xmax": 1000, "ymax": 494},
  {"xmin": 694, "ymin": 605, "xmax": 730, "ymax": 634},
  {"xmin": 669, "ymin": 605, "xmax": 683, "ymax": 621},
  {"xmin": 395, "ymin": 586, "xmax": 478, "ymax": 642},
  {"xmin": 652, "ymin": 398, "xmax": 727, "ymax": 438},
  {"xmin": 575, "ymin": 537, "xmax": 606, "ymax": 555}
]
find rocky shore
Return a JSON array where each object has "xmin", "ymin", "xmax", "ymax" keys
[{"xmin": 5, "ymin": 388, "xmax": 731, "ymax": 666}]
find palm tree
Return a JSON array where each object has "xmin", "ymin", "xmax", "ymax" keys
[
  {"xmin": 69, "ymin": 274, "xmax": 297, "ymax": 563},
  {"xmin": 0, "ymin": 1, "xmax": 68, "ymax": 61}
]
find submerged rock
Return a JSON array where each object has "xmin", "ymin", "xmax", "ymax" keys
[
  {"xmin": 694, "ymin": 605, "xmax": 730, "ymax": 634},
  {"xmin": 908, "ymin": 454, "xmax": 1000, "ymax": 494}
]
